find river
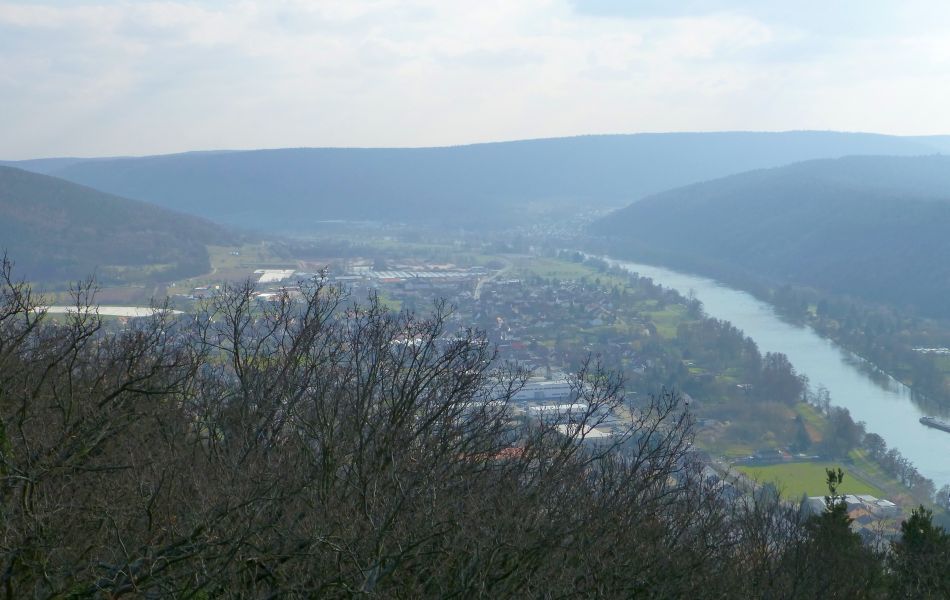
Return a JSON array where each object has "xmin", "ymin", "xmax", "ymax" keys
[{"xmin": 605, "ymin": 257, "xmax": 950, "ymax": 488}]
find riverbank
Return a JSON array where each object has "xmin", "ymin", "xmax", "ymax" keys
[
  {"xmin": 588, "ymin": 243, "xmax": 950, "ymax": 412},
  {"xmin": 600, "ymin": 256, "xmax": 950, "ymax": 489}
]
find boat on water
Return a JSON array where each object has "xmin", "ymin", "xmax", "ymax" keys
[{"xmin": 919, "ymin": 416, "xmax": 950, "ymax": 433}]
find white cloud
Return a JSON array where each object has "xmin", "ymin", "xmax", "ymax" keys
[{"xmin": 1, "ymin": 0, "xmax": 949, "ymax": 158}]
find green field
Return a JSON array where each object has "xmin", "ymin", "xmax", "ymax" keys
[
  {"xmin": 513, "ymin": 257, "xmax": 630, "ymax": 288},
  {"xmin": 641, "ymin": 304, "xmax": 687, "ymax": 339},
  {"xmin": 207, "ymin": 243, "xmax": 295, "ymax": 272},
  {"xmin": 736, "ymin": 462, "xmax": 886, "ymax": 499}
]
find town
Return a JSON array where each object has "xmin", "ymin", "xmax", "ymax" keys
[{"xmin": 164, "ymin": 240, "xmax": 939, "ymax": 543}]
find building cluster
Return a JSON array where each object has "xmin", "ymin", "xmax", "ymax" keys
[
  {"xmin": 330, "ymin": 262, "xmax": 483, "ymax": 301},
  {"xmin": 184, "ymin": 261, "xmax": 653, "ymax": 389},
  {"xmin": 314, "ymin": 265, "xmax": 655, "ymax": 379},
  {"xmin": 806, "ymin": 494, "xmax": 901, "ymax": 540},
  {"xmin": 487, "ymin": 377, "xmax": 624, "ymax": 449},
  {"xmin": 469, "ymin": 279, "xmax": 652, "ymax": 374}
]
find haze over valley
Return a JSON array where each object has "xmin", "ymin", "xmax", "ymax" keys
[{"xmin": 4, "ymin": 131, "xmax": 947, "ymax": 230}]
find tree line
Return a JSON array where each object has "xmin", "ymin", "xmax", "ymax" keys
[{"xmin": 771, "ymin": 284, "xmax": 950, "ymax": 410}]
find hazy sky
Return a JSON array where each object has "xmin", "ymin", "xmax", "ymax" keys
[{"xmin": 4, "ymin": 0, "xmax": 950, "ymax": 158}]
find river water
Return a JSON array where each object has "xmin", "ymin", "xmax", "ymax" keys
[{"xmin": 606, "ymin": 257, "xmax": 950, "ymax": 488}]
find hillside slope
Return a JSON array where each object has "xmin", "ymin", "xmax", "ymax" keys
[
  {"xmin": 0, "ymin": 166, "xmax": 231, "ymax": 284},
  {"xmin": 593, "ymin": 155, "xmax": 950, "ymax": 317},
  {"xmin": 6, "ymin": 131, "xmax": 941, "ymax": 231}
]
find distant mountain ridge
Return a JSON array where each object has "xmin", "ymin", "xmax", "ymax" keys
[
  {"xmin": 0, "ymin": 166, "xmax": 231, "ymax": 284},
  {"xmin": 4, "ymin": 131, "xmax": 943, "ymax": 231},
  {"xmin": 593, "ymin": 155, "xmax": 950, "ymax": 317}
]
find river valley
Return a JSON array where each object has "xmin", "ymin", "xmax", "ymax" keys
[{"xmin": 605, "ymin": 257, "xmax": 950, "ymax": 488}]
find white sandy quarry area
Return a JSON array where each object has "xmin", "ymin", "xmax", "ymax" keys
[
  {"xmin": 41, "ymin": 306, "xmax": 183, "ymax": 317},
  {"xmin": 255, "ymin": 269, "xmax": 296, "ymax": 283}
]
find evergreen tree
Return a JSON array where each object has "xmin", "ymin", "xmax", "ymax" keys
[
  {"xmin": 889, "ymin": 505, "xmax": 950, "ymax": 598},
  {"xmin": 790, "ymin": 468, "xmax": 884, "ymax": 598}
]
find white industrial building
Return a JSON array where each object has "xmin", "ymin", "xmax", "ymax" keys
[
  {"xmin": 512, "ymin": 379, "xmax": 574, "ymax": 403},
  {"xmin": 527, "ymin": 403, "xmax": 589, "ymax": 424}
]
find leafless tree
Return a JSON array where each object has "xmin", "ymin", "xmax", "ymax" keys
[{"xmin": 1, "ymin": 259, "xmax": 870, "ymax": 597}]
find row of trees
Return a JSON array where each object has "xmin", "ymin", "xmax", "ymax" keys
[
  {"xmin": 1, "ymin": 255, "xmax": 949, "ymax": 597},
  {"xmin": 771, "ymin": 283, "xmax": 950, "ymax": 409},
  {"xmin": 862, "ymin": 431, "xmax": 938, "ymax": 501}
]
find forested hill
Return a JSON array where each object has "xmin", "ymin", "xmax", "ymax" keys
[
  {"xmin": 0, "ymin": 166, "xmax": 231, "ymax": 284},
  {"xmin": 593, "ymin": 155, "xmax": 950, "ymax": 318},
  {"xmin": 3, "ymin": 131, "xmax": 941, "ymax": 231}
]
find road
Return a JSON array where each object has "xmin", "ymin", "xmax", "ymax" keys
[{"xmin": 473, "ymin": 257, "xmax": 512, "ymax": 300}]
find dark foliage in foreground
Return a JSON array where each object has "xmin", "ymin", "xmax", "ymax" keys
[{"xmin": 0, "ymin": 257, "xmax": 946, "ymax": 597}]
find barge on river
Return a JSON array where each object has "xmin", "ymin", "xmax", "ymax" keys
[{"xmin": 919, "ymin": 416, "xmax": 950, "ymax": 433}]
